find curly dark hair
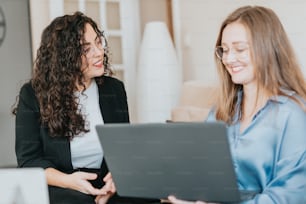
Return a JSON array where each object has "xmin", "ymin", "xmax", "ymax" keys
[{"xmin": 32, "ymin": 11, "xmax": 112, "ymax": 138}]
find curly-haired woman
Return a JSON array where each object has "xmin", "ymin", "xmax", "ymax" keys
[{"xmin": 13, "ymin": 12, "xmax": 129, "ymax": 204}]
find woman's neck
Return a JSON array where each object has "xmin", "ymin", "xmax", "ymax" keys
[
  {"xmin": 76, "ymin": 78, "xmax": 93, "ymax": 92},
  {"xmin": 240, "ymin": 84, "xmax": 268, "ymax": 132}
]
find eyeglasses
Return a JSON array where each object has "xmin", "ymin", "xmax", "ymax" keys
[
  {"xmin": 215, "ymin": 42, "xmax": 249, "ymax": 61},
  {"xmin": 82, "ymin": 36, "xmax": 107, "ymax": 57}
]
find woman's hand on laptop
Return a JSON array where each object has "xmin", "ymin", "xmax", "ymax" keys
[
  {"xmin": 95, "ymin": 172, "xmax": 116, "ymax": 204},
  {"xmin": 167, "ymin": 195, "xmax": 218, "ymax": 204}
]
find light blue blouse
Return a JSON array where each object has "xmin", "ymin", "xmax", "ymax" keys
[{"xmin": 206, "ymin": 91, "xmax": 306, "ymax": 204}]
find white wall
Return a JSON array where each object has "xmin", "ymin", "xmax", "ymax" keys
[
  {"xmin": 174, "ymin": 0, "xmax": 306, "ymax": 84},
  {"xmin": 29, "ymin": 0, "xmax": 50, "ymax": 60},
  {"xmin": 0, "ymin": 0, "xmax": 32, "ymax": 167}
]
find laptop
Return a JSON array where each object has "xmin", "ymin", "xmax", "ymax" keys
[
  {"xmin": 0, "ymin": 168, "xmax": 50, "ymax": 204},
  {"xmin": 96, "ymin": 122, "xmax": 241, "ymax": 203}
]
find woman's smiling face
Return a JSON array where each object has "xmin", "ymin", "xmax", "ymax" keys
[
  {"xmin": 81, "ymin": 23, "xmax": 105, "ymax": 86},
  {"xmin": 221, "ymin": 22, "xmax": 256, "ymax": 87}
]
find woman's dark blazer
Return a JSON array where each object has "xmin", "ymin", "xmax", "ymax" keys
[
  {"xmin": 15, "ymin": 76, "xmax": 129, "ymax": 173},
  {"xmin": 15, "ymin": 76, "xmax": 159, "ymax": 204}
]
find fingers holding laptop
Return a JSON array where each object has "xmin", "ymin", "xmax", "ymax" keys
[{"xmin": 167, "ymin": 195, "xmax": 218, "ymax": 204}]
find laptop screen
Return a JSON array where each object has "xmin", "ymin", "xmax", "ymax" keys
[{"xmin": 96, "ymin": 122, "xmax": 241, "ymax": 203}]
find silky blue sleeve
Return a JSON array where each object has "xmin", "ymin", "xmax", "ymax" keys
[
  {"xmin": 204, "ymin": 101, "xmax": 306, "ymax": 204},
  {"xmin": 242, "ymin": 105, "xmax": 306, "ymax": 204}
]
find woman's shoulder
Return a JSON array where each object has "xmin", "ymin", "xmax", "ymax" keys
[
  {"xmin": 16, "ymin": 81, "xmax": 39, "ymax": 110},
  {"xmin": 98, "ymin": 76, "xmax": 125, "ymax": 90},
  {"xmin": 277, "ymin": 92, "xmax": 305, "ymax": 111},
  {"xmin": 274, "ymin": 93, "xmax": 306, "ymax": 125},
  {"xmin": 19, "ymin": 81, "xmax": 35, "ymax": 96},
  {"xmin": 205, "ymin": 108, "xmax": 217, "ymax": 122},
  {"xmin": 95, "ymin": 76, "xmax": 127, "ymax": 97},
  {"xmin": 103, "ymin": 75, "xmax": 123, "ymax": 83}
]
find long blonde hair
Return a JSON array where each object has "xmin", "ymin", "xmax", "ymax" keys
[{"xmin": 214, "ymin": 5, "xmax": 306, "ymax": 124}]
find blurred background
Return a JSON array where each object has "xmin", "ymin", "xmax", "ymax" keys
[{"xmin": 1, "ymin": 0, "xmax": 306, "ymax": 167}]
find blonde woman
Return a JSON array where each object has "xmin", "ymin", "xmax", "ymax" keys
[{"xmin": 169, "ymin": 5, "xmax": 306, "ymax": 204}]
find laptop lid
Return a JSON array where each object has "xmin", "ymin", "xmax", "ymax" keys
[
  {"xmin": 96, "ymin": 122, "xmax": 240, "ymax": 203},
  {"xmin": 0, "ymin": 168, "xmax": 50, "ymax": 204}
]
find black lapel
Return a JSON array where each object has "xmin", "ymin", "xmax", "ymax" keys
[{"xmin": 97, "ymin": 79, "xmax": 115, "ymax": 124}]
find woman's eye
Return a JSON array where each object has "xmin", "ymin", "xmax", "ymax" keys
[
  {"xmin": 236, "ymin": 48, "xmax": 247, "ymax": 53},
  {"xmin": 83, "ymin": 48, "xmax": 90, "ymax": 54}
]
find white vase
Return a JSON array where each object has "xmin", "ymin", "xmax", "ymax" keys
[{"xmin": 137, "ymin": 21, "xmax": 181, "ymax": 123}]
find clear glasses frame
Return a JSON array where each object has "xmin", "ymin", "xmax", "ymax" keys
[
  {"xmin": 215, "ymin": 42, "xmax": 249, "ymax": 61},
  {"xmin": 82, "ymin": 35, "xmax": 108, "ymax": 58}
]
